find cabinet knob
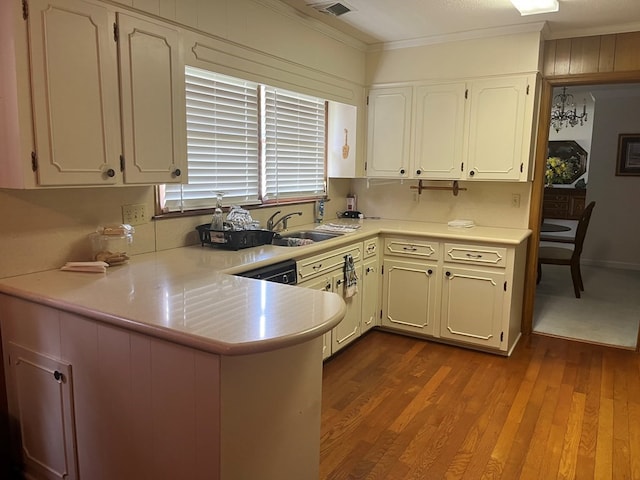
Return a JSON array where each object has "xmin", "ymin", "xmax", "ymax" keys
[
  {"xmin": 445, "ymin": 271, "xmax": 451, "ymax": 277},
  {"xmin": 53, "ymin": 370, "xmax": 63, "ymax": 381},
  {"xmin": 336, "ymin": 279, "xmax": 343, "ymax": 286},
  {"xmin": 325, "ymin": 283, "xmax": 331, "ymax": 291},
  {"xmin": 416, "ymin": 169, "xmax": 421, "ymax": 175},
  {"xmin": 428, "ymin": 269, "xmax": 433, "ymax": 275},
  {"xmin": 469, "ymin": 170, "xmax": 475, "ymax": 177},
  {"xmin": 400, "ymin": 169, "xmax": 405, "ymax": 175},
  {"xmin": 106, "ymin": 168, "xmax": 116, "ymax": 178},
  {"xmin": 173, "ymin": 168, "xmax": 181, "ymax": 177}
]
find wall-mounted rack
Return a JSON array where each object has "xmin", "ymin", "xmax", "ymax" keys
[{"xmin": 410, "ymin": 180, "xmax": 467, "ymax": 196}]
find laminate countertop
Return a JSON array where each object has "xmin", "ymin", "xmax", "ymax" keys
[{"xmin": 0, "ymin": 218, "xmax": 531, "ymax": 356}]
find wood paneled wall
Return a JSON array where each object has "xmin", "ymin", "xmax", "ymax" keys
[{"xmin": 543, "ymin": 32, "xmax": 640, "ymax": 77}]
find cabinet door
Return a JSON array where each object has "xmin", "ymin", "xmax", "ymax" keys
[
  {"xmin": 413, "ymin": 83, "xmax": 466, "ymax": 179},
  {"xmin": 118, "ymin": 13, "xmax": 187, "ymax": 184},
  {"xmin": 7, "ymin": 343, "xmax": 78, "ymax": 480},
  {"xmin": 298, "ymin": 275, "xmax": 334, "ymax": 360},
  {"xmin": 331, "ymin": 265, "xmax": 362, "ymax": 353},
  {"xmin": 465, "ymin": 75, "xmax": 534, "ymax": 181},
  {"xmin": 366, "ymin": 87, "xmax": 411, "ymax": 178},
  {"xmin": 28, "ymin": 0, "xmax": 121, "ymax": 185},
  {"xmin": 381, "ymin": 258, "xmax": 438, "ymax": 337},
  {"xmin": 361, "ymin": 257, "xmax": 379, "ymax": 334},
  {"xmin": 440, "ymin": 266, "xmax": 504, "ymax": 349}
]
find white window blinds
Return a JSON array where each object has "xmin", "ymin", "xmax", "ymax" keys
[
  {"xmin": 263, "ymin": 87, "xmax": 326, "ymax": 201},
  {"xmin": 163, "ymin": 68, "xmax": 326, "ymax": 212},
  {"xmin": 164, "ymin": 67, "xmax": 259, "ymax": 210}
]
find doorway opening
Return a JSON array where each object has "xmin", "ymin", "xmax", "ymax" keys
[{"xmin": 531, "ymin": 82, "xmax": 640, "ymax": 349}]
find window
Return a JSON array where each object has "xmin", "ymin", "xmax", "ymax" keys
[{"xmin": 162, "ymin": 67, "xmax": 326, "ymax": 212}]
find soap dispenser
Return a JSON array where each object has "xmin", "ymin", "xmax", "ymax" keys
[{"xmin": 210, "ymin": 192, "xmax": 225, "ymax": 231}]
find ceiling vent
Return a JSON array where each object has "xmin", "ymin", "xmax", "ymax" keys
[{"xmin": 307, "ymin": 2, "xmax": 352, "ymax": 16}]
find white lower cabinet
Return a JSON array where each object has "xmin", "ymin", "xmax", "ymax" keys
[
  {"xmin": 381, "ymin": 236, "xmax": 526, "ymax": 355},
  {"xmin": 6, "ymin": 343, "xmax": 78, "ymax": 480},
  {"xmin": 381, "ymin": 258, "xmax": 439, "ymax": 337},
  {"xmin": 439, "ymin": 266, "xmax": 504, "ymax": 349},
  {"xmin": 361, "ymin": 257, "xmax": 380, "ymax": 334},
  {"xmin": 297, "ymin": 241, "xmax": 368, "ymax": 358},
  {"xmin": 331, "ymin": 265, "xmax": 363, "ymax": 353},
  {"xmin": 297, "ymin": 275, "xmax": 334, "ymax": 360}
]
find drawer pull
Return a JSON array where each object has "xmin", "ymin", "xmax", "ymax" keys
[
  {"xmin": 53, "ymin": 370, "xmax": 63, "ymax": 382},
  {"xmin": 366, "ymin": 245, "xmax": 376, "ymax": 254},
  {"xmin": 465, "ymin": 253, "xmax": 483, "ymax": 259},
  {"xmin": 403, "ymin": 246, "xmax": 417, "ymax": 252},
  {"xmin": 312, "ymin": 263, "xmax": 323, "ymax": 270}
]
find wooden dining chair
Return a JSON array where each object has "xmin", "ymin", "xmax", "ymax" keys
[{"xmin": 537, "ymin": 201, "xmax": 596, "ymax": 299}]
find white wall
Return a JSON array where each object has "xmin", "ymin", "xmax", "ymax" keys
[
  {"xmin": 366, "ymin": 31, "xmax": 543, "ymax": 84},
  {"xmin": 581, "ymin": 92, "xmax": 640, "ymax": 269}
]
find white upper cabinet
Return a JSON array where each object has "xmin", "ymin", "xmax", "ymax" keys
[
  {"xmin": 28, "ymin": 0, "xmax": 122, "ymax": 186},
  {"xmin": 2, "ymin": 0, "xmax": 187, "ymax": 187},
  {"xmin": 366, "ymin": 74, "xmax": 537, "ymax": 182},
  {"xmin": 118, "ymin": 13, "xmax": 186, "ymax": 184},
  {"xmin": 464, "ymin": 75, "xmax": 535, "ymax": 181},
  {"xmin": 366, "ymin": 87, "xmax": 412, "ymax": 178},
  {"xmin": 413, "ymin": 82, "xmax": 466, "ymax": 179}
]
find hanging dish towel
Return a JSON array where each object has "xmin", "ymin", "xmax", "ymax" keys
[{"xmin": 343, "ymin": 254, "xmax": 358, "ymax": 298}]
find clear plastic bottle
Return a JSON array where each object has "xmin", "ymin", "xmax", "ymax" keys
[
  {"xmin": 210, "ymin": 192, "xmax": 224, "ymax": 231},
  {"xmin": 315, "ymin": 198, "xmax": 325, "ymax": 223}
]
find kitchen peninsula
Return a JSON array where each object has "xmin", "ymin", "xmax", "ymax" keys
[
  {"xmin": 0, "ymin": 219, "xmax": 530, "ymax": 479},
  {"xmin": 0, "ymin": 247, "xmax": 346, "ymax": 480}
]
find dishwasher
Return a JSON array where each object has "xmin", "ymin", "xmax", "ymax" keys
[{"xmin": 234, "ymin": 259, "xmax": 297, "ymax": 285}]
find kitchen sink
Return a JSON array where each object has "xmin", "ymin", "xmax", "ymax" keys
[{"xmin": 272, "ymin": 230, "xmax": 343, "ymax": 246}]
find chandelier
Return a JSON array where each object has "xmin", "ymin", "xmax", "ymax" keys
[{"xmin": 550, "ymin": 87, "xmax": 588, "ymax": 133}]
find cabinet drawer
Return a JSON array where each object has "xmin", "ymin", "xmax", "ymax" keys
[
  {"xmin": 363, "ymin": 238, "xmax": 379, "ymax": 259},
  {"xmin": 444, "ymin": 243, "xmax": 507, "ymax": 268},
  {"xmin": 384, "ymin": 237, "xmax": 440, "ymax": 260},
  {"xmin": 297, "ymin": 242, "xmax": 362, "ymax": 281}
]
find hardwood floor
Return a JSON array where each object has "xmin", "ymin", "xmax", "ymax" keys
[{"xmin": 320, "ymin": 330, "xmax": 640, "ymax": 479}]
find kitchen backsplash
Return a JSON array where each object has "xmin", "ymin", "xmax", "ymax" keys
[
  {"xmin": 352, "ymin": 179, "xmax": 531, "ymax": 228},
  {"xmin": 0, "ymin": 180, "xmax": 352, "ymax": 278}
]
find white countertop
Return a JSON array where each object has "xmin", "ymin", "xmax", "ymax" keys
[{"xmin": 0, "ymin": 218, "xmax": 530, "ymax": 356}]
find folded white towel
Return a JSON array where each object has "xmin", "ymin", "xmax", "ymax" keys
[
  {"xmin": 315, "ymin": 223, "xmax": 361, "ymax": 233},
  {"xmin": 61, "ymin": 261, "xmax": 109, "ymax": 273}
]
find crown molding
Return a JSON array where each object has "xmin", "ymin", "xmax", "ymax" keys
[{"xmin": 368, "ymin": 21, "xmax": 547, "ymax": 52}]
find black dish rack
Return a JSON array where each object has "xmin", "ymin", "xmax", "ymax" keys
[{"xmin": 196, "ymin": 224, "xmax": 276, "ymax": 250}]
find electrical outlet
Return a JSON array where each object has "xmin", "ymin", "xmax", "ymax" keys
[
  {"xmin": 122, "ymin": 204, "xmax": 147, "ymax": 225},
  {"xmin": 511, "ymin": 194, "xmax": 521, "ymax": 208}
]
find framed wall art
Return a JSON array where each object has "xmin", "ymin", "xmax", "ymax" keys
[{"xmin": 616, "ymin": 134, "xmax": 640, "ymax": 176}]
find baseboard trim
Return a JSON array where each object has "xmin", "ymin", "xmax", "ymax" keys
[{"xmin": 581, "ymin": 259, "xmax": 640, "ymax": 271}]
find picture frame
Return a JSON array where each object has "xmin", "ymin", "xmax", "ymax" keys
[{"xmin": 616, "ymin": 134, "xmax": 640, "ymax": 176}]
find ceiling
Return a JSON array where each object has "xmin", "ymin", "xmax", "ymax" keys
[{"xmin": 277, "ymin": 0, "xmax": 640, "ymax": 47}]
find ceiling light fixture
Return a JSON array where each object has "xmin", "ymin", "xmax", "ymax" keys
[
  {"xmin": 550, "ymin": 87, "xmax": 588, "ymax": 133},
  {"xmin": 510, "ymin": 0, "xmax": 559, "ymax": 16}
]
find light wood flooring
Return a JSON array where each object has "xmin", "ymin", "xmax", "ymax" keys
[{"xmin": 320, "ymin": 330, "xmax": 640, "ymax": 479}]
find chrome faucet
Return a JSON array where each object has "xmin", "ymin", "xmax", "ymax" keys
[{"xmin": 267, "ymin": 211, "xmax": 303, "ymax": 231}]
